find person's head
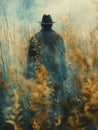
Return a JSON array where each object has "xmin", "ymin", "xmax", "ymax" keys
[{"xmin": 40, "ymin": 14, "xmax": 55, "ymax": 30}]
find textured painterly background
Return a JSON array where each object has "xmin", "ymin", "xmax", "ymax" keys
[{"xmin": 0, "ymin": 0, "xmax": 98, "ymax": 130}]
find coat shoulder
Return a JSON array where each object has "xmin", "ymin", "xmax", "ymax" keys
[
  {"xmin": 29, "ymin": 32, "xmax": 41, "ymax": 44},
  {"xmin": 52, "ymin": 31, "xmax": 63, "ymax": 40}
]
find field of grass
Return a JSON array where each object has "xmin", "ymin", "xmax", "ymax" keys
[{"xmin": 0, "ymin": 1, "xmax": 98, "ymax": 129}]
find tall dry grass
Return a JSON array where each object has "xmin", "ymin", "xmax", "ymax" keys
[
  {"xmin": 59, "ymin": 13, "xmax": 98, "ymax": 129},
  {"xmin": 0, "ymin": 3, "xmax": 98, "ymax": 129}
]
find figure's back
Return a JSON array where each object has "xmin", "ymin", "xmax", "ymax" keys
[
  {"xmin": 35, "ymin": 29, "xmax": 64, "ymax": 63},
  {"xmin": 27, "ymin": 28, "xmax": 67, "ymax": 82},
  {"xmin": 34, "ymin": 29, "xmax": 67, "ymax": 82}
]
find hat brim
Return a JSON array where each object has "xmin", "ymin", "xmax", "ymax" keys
[{"xmin": 38, "ymin": 22, "xmax": 55, "ymax": 24}]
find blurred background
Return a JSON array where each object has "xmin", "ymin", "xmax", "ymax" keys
[{"xmin": 0, "ymin": 0, "xmax": 98, "ymax": 130}]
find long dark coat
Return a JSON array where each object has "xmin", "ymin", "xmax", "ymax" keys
[{"xmin": 27, "ymin": 29, "xmax": 67, "ymax": 84}]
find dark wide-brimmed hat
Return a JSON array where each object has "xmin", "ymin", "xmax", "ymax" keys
[{"xmin": 39, "ymin": 15, "xmax": 55, "ymax": 24}]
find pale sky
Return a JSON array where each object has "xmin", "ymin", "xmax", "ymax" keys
[
  {"xmin": 0, "ymin": 0, "xmax": 97, "ymax": 32},
  {"xmin": 36, "ymin": 0, "xmax": 97, "ymax": 32}
]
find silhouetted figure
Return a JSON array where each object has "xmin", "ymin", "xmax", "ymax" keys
[
  {"xmin": 27, "ymin": 15, "xmax": 67, "ymax": 82},
  {"xmin": 27, "ymin": 14, "xmax": 67, "ymax": 129}
]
